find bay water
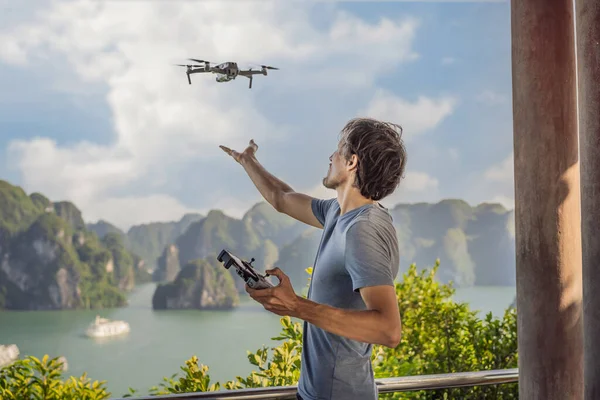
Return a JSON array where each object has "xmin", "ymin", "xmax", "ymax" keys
[{"xmin": 0, "ymin": 283, "xmax": 515, "ymax": 398}]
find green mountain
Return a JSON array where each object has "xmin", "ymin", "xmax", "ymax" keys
[
  {"xmin": 146, "ymin": 202, "xmax": 307, "ymax": 292},
  {"xmin": 168, "ymin": 209, "xmax": 283, "ymax": 292},
  {"xmin": 85, "ymin": 220, "xmax": 124, "ymax": 240},
  {"xmin": 87, "ymin": 213, "xmax": 203, "ymax": 272},
  {"xmin": 141, "ymin": 198, "xmax": 515, "ymax": 292},
  {"xmin": 5, "ymin": 173, "xmax": 515, "ymax": 312},
  {"xmin": 0, "ymin": 180, "xmax": 149, "ymax": 310},
  {"xmin": 241, "ymin": 202, "xmax": 308, "ymax": 248}
]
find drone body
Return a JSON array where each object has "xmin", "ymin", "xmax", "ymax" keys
[{"xmin": 176, "ymin": 59, "xmax": 278, "ymax": 89}]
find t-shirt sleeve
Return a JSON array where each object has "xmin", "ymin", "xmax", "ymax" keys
[
  {"xmin": 345, "ymin": 220, "xmax": 395, "ymax": 292},
  {"xmin": 311, "ymin": 198, "xmax": 337, "ymax": 226}
]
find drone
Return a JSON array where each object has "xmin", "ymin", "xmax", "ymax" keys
[{"xmin": 175, "ymin": 59, "xmax": 278, "ymax": 89}]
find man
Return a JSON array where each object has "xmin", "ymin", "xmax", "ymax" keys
[{"xmin": 219, "ymin": 117, "xmax": 406, "ymax": 400}]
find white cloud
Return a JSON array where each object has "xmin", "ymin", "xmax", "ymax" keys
[
  {"xmin": 484, "ymin": 152, "xmax": 513, "ymax": 183},
  {"xmin": 476, "ymin": 90, "xmax": 507, "ymax": 105},
  {"xmin": 401, "ymin": 171, "xmax": 439, "ymax": 192},
  {"xmin": 442, "ymin": 57, "xmax": 456, "ymax": 65},
  {"xmin": 86, "ymin": 194, "xmax": 203, "ymax": 232},
  {"xmin": 479, "ymin": 152, "xmax": 514, "ymax": 211},
  {"xmin": 381, "ymin": 171, "xmax": 439, "ymax": 207},
  {"xmin": 448, "ymin": 148, "xmax": 459, "ymax": 160},
  {"xmin": 306, "ymin": 183, "xmax": 337, "ymax": 200},
  {"xmin": 490, "ymin": 195, "xmax": 514, "ymax": 210},
  {"xmin": 7, "ymin": 137, "xmax": 138, "ymax": 204},
  {"xmin": 361, "ymin": 88, "xmax": 458, "ymax": 139},
  {"xmin": 0, "ymin": 39, "xmax": 28, "ymax": 65},
  {"xmin": 1, "ymin": 0, "xmax": 422, "ymax": 229}
]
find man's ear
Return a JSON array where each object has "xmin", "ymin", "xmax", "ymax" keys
[{"xmin": 347, "ymin": 154, "xmax": 359, "ymax": 172}]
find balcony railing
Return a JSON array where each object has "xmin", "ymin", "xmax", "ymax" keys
[{"xmin": 111, "ymin": 368, "xmax": 518, "ymax": 400}]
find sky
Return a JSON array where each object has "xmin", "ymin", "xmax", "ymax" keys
[{"xmin": 0, "ymin": 0, "xmax": 514, "ymax": 231}]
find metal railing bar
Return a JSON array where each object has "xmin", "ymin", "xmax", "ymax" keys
[
  {"xmin": 110, "ymin": 368, "xmax": 518, "ymax": 400},
  {"xmin": 375, "ymin": 368, "xmax": 519, "ymax": 393}
]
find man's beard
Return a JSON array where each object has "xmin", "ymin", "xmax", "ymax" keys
[{"xmin": 322, "ymin": 173, "xmax": 340, "ymax": 189}]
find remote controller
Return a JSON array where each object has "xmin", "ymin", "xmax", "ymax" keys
[{"xmin": 217, "ymin": 249, "xmax": 274, "ymax": 289}]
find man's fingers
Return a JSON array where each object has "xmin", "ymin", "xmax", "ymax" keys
[
  {"xmin": 266, "ymin": 267, "xmax": 289, "ymax": 285},
  {"xmin": 248, "ymin": 287, "xmax": 274, "ymax": 298},
  {"xmin": 220, "ymin": 145, "xmax": 242, "ymax": 160},
  {"xmin": 219, "ymin": 145, "xmax": 232, "ymax": 154},
  {"xmin": 265, "ymin": 267, "xmax": 282, "ymax": 277},
  {"xmin": 265, "ymin": 268, "xmax": 282, "ymax": 285}
]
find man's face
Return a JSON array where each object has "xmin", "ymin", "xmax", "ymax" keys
[{"xmin": 322, "ymin": 141, "xmax": 348, "ymax": 189}]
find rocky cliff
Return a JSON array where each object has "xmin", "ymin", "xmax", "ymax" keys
[
  {"xmin": 152, "ymin": 258, "xmax": 239, "ymax": 310},
  {"xmin": 153, "ymin": 244, "xmax": 180, "ymax": 282},
  {"xmin": 0, "ymin": 180, "xmax": 141, "ymax": 310}
]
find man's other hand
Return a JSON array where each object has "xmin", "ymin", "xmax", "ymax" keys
[
  {"xmin": 246, "ymin": 267, "xmax": 299, "ymax": 317},
  {"xmin": 219, "ymin": 139, "xmax": 258, "ymax": 164}
]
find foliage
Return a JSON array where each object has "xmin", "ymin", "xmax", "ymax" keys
[
  {"xmin": 0, "ymin": 180, "xmax": 48, "ymax": 235},
  {"xmin": 0, "ymin": 355, "xmax": 110, "ymax": 400},
  {"xmin": 373, "ymin": 261, "xmax": 518, "ymax": 399}
]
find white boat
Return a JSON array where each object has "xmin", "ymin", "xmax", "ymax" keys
[
  {"xmin": 0, "ymin": 344, "xmax": 19, "ymax": 367},
  {"xmin": 85, "ymin": 315, "xmax": 130, "ymax": 338}
]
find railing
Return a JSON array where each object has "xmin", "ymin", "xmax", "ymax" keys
[{"xmin": 111, "ymin": 368, "xmax": 518, "ymax": 400}]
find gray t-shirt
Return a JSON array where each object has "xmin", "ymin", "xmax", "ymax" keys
[{"xmin": 296, "ymin": 197, "xmax": 400, "ymax": 400}]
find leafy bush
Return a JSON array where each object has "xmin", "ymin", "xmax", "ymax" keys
[
  {"xmin": 0, "ymin": 355, "xmax": 110, "ymax": 400},
  {"xmin": 373, "ymin": 261, "xmax": 518, "ymax": 399}
]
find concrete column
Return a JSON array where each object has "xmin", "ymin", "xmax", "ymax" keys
[
  {"xmin": 511, "ymin": 0, "xmax": 583, "ymax": 399},
  {"xmin": 577, "ymin": 1, "xmax": 600, "ymax": 399}
]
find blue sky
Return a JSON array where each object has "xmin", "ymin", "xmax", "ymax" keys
[{"xmin": 0, "ymin": 0, "xmax": 513, "ymax": 230}]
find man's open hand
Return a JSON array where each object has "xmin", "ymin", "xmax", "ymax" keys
[
  {"xmin": 219, "ymin": 139, "xmax": 258, "ymax": 164},
  {"xmin": 246, "ymin": 267, "xmax": 300, "ymax": 317}
]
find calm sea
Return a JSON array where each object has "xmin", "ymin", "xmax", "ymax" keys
[{"xmin": 0, "ymin": 283, "xmax": 515, "ymax": 398}]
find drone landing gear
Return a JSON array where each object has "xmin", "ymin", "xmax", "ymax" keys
[
  {"xmin": 187, "ymin": 73, "xmax": 191, "ymax": 85},
  {"xmin": 248, "ymin": 76, "xmax": 253, "ymax": 89}
]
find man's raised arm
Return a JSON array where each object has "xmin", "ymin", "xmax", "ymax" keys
[{"xmin": 220, "ymin": 140, "xmax": 323, "ymax": 229}]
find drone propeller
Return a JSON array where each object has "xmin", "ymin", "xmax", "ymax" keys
[
  {"xmin": 246, "ymin": 62, "xmax": 279, "ymax": 70},
  {"xmin": 188, "ymin": 58, "xmax": 210, "ymax": 64},
  {"xmin": 174, "ymin": 64, "xmax": 203, "ymax": 68}
]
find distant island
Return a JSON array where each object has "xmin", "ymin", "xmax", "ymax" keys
[
  {"xmin": 152, "ymin": 259, "xmax": 239, "ymax": 310},
  {"xmin": 0, "ymin": 178, "xmax": 516, "ymax": 311}
]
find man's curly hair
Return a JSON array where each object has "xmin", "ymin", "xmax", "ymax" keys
[{"xmin": 338, "ymin": 117, "xmax": 407, "ymax": 201}]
